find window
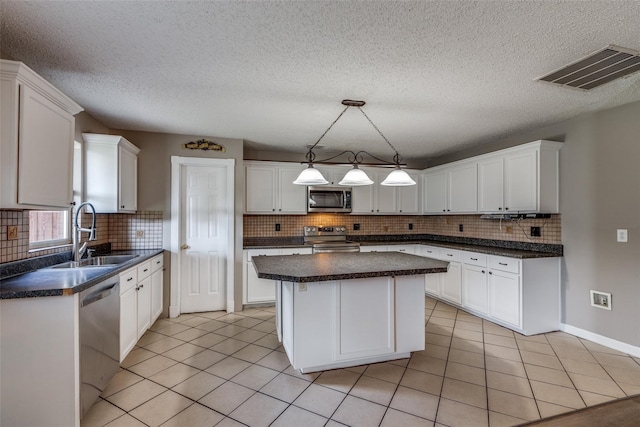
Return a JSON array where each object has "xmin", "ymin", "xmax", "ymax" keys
[
  {"xmin": 28, "ymin": 140, "xmax": 81, "ymax": 250},
  {"xmin": 28, "ymin": 210, "xmax": 70, "ymax": 249}
]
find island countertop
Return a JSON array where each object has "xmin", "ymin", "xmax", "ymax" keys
[{"xmin": 252, "ymin": 251, "xmax": 449, "ymax": 283}]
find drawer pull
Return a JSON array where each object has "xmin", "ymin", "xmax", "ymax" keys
[
  {"xmin": 446, "ymin": 254, "xmax": 453, "ymax": 257},
  {"xmin": 471, "ymin": 257, "xmax": 478, "ymax": 261},
  {"xmin": 482, "ymin": 270, "xmax": 485, "ymax": 274},
  {"xmin": 143, "ymin": 268, "xmax": 149, "ymax": 272},
  {"xmin": 499, "ymin": 262, "xmax": 508, "ymax": 266},
  {"xmin": 127, "ymin": 277, "xmax": 133, "ymax": 282}
]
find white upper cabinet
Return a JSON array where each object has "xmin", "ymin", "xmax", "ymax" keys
[
  {"xmin": 0, "ymin": 60, "xmax": 83, "ymax": 209},
  {"xmin": 83, "ymin": 133, "xmax": 140, "ymax": 213},
  {"xmin": 423, "ymin": 161, "xmax": 476, "ymax": 214},
  {"xmin": 245, "ymin": 161, "xmax": 306, "ymax": 214},
  {"xmin": 424, "ymin": 140, "xmax": 561, "ymax": 214},
  {"xmin": 478, "ymin": 140, "xmax": 562, "ymax": 213}
]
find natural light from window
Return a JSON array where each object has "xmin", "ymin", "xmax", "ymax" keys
[{"xmin": 28, "ymin": 210, "xmax": 70, "ymax": 248}]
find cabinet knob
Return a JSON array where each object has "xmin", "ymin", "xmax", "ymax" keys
[
  {"xmin": 489, "ymin": 271, "xmax": 493, "ymax": 275},
  {"xmin": 377, "ymin": 209, "xmax": 379, "ymax": 212},
  {"xmin": 442, "ymin": 209, "xmax": 446, "ymax": 212},
  {"xmin": 272, "ymin": 209, "xmax": 275, "ymax": 212},
  {"xmin": 399, "ymin": 210, "xmax": 403, "ymax": 212},
  {"xmin": 482, "ymin": 270, "xmax": 485, "ymax": 274},
  {"xmin": 505, "ymin": 207, "xmax": 509, "ymax": 211},
  {"xmin": 70, "ymin": 201, "xmax": 76, "ymax": 206},
  {"xmin": 181, "ymin": 244, "xmax": 191, "ymax": 250},
  {"xmin": 121, "ymin": 205, "xmax": 125, "ymax": 209},
  {"xmin": 278, "ymin": 209, "xmax": 281, "ymax": 211},
  {"xmin": 498, "ymin": 207, "xmax": 502, "ymax": 210}
]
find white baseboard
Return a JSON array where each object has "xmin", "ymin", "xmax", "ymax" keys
[{"xmin": 561, "ymin": 323, "xmax": 640, "ymax": 358}]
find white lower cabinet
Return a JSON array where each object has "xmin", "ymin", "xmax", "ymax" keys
[
  {"xmin": 119, "ymin": 268, "xmax": 139, "ymax": 362},
  {"xmin": 119, "ymin": 254, "xmax": 164, "ymax": 362},
  {"xmin": 439, "ymin": 249, "xmax": 463, "ymax": 305},
  {"xmin": 417, "ymin": 244, "xmax": 560, "ymax": 335},
  {"xmin": 243, "ymin": 247, "xmax": 312, "ymax": 304},
  {"xmin": 487, "ymin": 268, "xmax": 521, "ymax": 328},
  {"xmin": 150, "ymin": 254, "xmax": 164, "ymax": 323}
]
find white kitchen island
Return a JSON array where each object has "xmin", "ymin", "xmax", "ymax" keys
[{"xmin": 252, "ymin": 252, "xmax": 448, "ymax": 373}]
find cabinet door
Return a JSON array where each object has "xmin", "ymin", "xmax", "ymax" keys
[
  {"xmin": 504, "ymin": 150, "xmax": 537, "ymax": 212},
  {"xmin": 462, "ymin": 265, "xmax": 488, "ymax": 314},
  {"xmin": 120, "ymin": 287, "xmax": 138, "ymax": 362},
  {"xmin": 374, "ymin": 171, "xmax": 397, "ymax": 213},
  {"xmin": 448, "ymin": 163, "xmax": 477, "ymax": 213},
  {"xmin": 360, "ymin": 245, "xmax": 389, "ymax": 252},
  {"xmin": 424, "ymin": 273, "xmax": 442, "ymax": 297},
  {"xmin": 245, "ymin": 165, "xmax": 277, "ymax": 213},
  {"xmin": 398, "ymin": 171, "xmax": 420, "ymax": 214},
  {"xmin": 351, "ymin": 182, "xmax": 375, "ymax": 213},
  {"xmin": 150, "ymin": 268, "xmax": 163, "ymax": 323},
  {"xmin": 488, "ymin": 270, "xmax": 521, "ymax": 327},
  {"xmin": 441, "ymin": 261, "xmax": 462, "ymax": 304},
  {"xmin": 423, "ymin": 170, "xmax": 447, "ymax": 213},
  {"xmin": 118, "ymin": 146, "xmax": 138, "ymax": 212},
  {"xmin": 136, "ymin": 277, "xmax": 152, "ymax": 338},
  {"xmin": 477, "ymin": 156, "xmax": 504, "ymax": 213},
  {"xmin": 245, "ymin": 261, "xmax": 277, "ymax": 303},
  {"xmin": 278, "ymin": 167, "xmax": 307, "ymax": 213},
  {"xmin": 18, "ymin": 85, "xmax": 74, "ymax": 207}
]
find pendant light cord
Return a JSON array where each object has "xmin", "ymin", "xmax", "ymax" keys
[{"xmin": 305, "ymin": 105, "xmax": 350, "ymax": 162}]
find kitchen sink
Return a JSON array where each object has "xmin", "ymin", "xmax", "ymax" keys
[{"xmin": 51, "ymin": 255, "xmax": 140, "ymax": 269}]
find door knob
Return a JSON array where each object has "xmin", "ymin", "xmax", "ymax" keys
[{"xmin": 181, "ymin": 244, "xmax": 190, "ymax": 250}]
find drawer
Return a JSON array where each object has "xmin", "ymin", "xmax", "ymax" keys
[
  {"xmin": 137, "ymin": 261, "xmax": 152, "ymax": 280},
  {"xmin": 392, "ymin": 245, "xmax": 415, "ymax": 254},
  {"xmin": 420, "ymin": 246, "xmax": 439, "ymax": 258},
  {"xmin": 246, "ymin": 248, "xmax": 280, "ymax": 260},
  {"xmin": 151, "ymin": 254, "xmax": 163, "ymax": 272},
  {"xmin": 119, "ymin": 268, "xmax": 138, "ymax": 295},
  {"xmin": 279, "ymin": 247, "xmax": 312, "ymax": 256},
  {"xmin": 439, "ymin": 248, "xmax": 463, "ymax": 262},
  {"xmin": 488, "ymin": 255, "xmax": 520, "ymax": 274},
  {"xmin": 464, "ymin": 252, "xmax": 487, "ymax": 267}
]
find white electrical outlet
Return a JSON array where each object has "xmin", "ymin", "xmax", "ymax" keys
[
  {"xmin": 590, "ymin": 290, "xmax": 612, "ymax": 310},
  {"xmin": 617, "ymin": 229, "xmax": 628, "ymax": 242}
]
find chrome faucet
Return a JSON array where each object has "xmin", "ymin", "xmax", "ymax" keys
[{"xmin": 73, "ymin": 202, "xmax": 97, "ymax": 261}]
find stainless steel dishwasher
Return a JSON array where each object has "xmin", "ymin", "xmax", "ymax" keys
[{"xmin": 79, "ymin": 276, "xmax": 120, "ymax": 418}]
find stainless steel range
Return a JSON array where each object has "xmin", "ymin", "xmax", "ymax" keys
[{"xmin": 304, "ymin": 225, "xmax": 360, "ymax": 253}]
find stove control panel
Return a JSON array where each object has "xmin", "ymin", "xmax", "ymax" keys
[{"xmin": 304, "ymin": 225, "xmax": 347, "ymax": 236}]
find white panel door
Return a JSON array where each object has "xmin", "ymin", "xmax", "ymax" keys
[{"xmin": 180, "ymin": 165, "xmax": 228, "ymax": 312}]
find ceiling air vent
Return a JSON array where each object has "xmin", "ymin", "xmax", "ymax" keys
[{"xmin": 536, "ymin": 45, "xmax": 640, "ymax": 90}]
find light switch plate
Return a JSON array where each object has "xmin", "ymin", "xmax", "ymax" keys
[
  {"xmin": 617, "ymin": 229, "xmax": 628, "ymax": 242},
  {"xmin": 7, "ymin": 226, "xmax": 18, "ymax": 240}
]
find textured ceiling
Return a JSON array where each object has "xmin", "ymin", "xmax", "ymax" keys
[{"xmin": 2, "ymin": 1, "xmax": 640, "ymax": 164}]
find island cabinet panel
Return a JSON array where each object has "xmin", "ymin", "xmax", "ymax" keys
[
  {"xmin": 279, "ymin": 275, "xmax": 425, "ymax": 373},
  {"xmin": 336, "ymin": 277, "xmax": 395, "ymax": 360}
]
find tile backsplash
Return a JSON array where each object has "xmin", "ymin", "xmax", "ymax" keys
[
  {"xmin": 0, "ymin": 210, "xmax": 163, "ymax": 263},
  {"xmin": 244, "ymin": 213, "xmax": 561, "ymax": 244}
]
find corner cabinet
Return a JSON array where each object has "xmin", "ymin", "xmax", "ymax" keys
[
  {"xmin": 0, "ymin": 60, "xmax": 83, "ymax": 209},
  {"xmin": 83, "ymin": 133, "xmax": 140, "ymax": 213},
  {"xmin": 244, "ymin": 161, "xmax": 306, "ymax": 214}
]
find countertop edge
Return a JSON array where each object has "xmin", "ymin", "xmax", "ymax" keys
[{"xmin": 257, "ymin": 266, "xmax": 449, "ymax": 283}]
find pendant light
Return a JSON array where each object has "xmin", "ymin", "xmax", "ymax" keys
[{"xmin": 293, "ymin": 100, "xmax": 415, "ymax": 186}]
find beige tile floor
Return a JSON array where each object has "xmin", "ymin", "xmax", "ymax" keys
[{"xmin": 82, "ymin": 297, "xmax": 640, "ymax": 427}]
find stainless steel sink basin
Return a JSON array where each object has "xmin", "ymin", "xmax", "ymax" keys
[{"xmin": 51, "ymin": 255, "xmax": 140, "ymax": 269}]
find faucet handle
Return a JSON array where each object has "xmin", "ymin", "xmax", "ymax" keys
[{"xmin": 86, "ymin": 248, "xmax": 96, "ymax": 258}]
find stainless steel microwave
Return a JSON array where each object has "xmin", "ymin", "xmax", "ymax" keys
[{"xmin": 307, "ymin": 186, "xmax": 352, "ymax": 213}]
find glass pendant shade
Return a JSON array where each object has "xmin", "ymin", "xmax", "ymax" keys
[
  {"xmin": 338, "ymin": 166, "xmax": 373, "ymax": 186},
  {"xmin": 293, "ymin": 164, "xmax": 329, "ymax": 185},
  {"xmin": 381, "ymin": 168, "xmax": 416, "ymax": 186}
]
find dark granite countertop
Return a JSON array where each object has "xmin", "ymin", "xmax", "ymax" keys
[
  {"xmin": 244, "ymin": 234, "xmax": 563, "ymax": 259},
  {"xmin": 0, "ymin": 249, "xmax": 164, "ymax": 300},
  {"xmin": 252, "ymin": 252, "xmax": 449, "ymax": 283}
]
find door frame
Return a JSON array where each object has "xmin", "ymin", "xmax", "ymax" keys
[{"xmin": 170, "ymin": 156, "xmax": 235, "ymax": 317}]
